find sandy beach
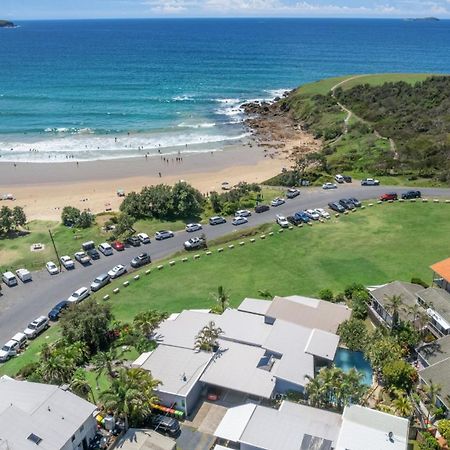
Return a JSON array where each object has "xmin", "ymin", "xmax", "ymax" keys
[{"xmin": 0, "ymin": 143, "xmax": 290, "ymax": 221}]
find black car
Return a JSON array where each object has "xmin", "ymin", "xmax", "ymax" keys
[
  {"xmin": 126, "ymin": 236, "xmax": 141, "ymax": 247},
  {"xmin": 348, "ymin": 197, "xmax": 361, "ymax": 207},
  {"xmin": 130, "ymin": 252, "xmax": 151, "ymax": 268},
  {"xmin": 287, "ymin": 216, "xmax": 302, "ymax": 226},
  {"xmin": 150, "ymin": 415, "xmax": 181, "ymax": 437},
  {"xmin": 254, "ymin": 204, "xmax": 270, "ymax": 213},
  {"xmin": 87, "ymin": 248, "xmax": 100, "ymax": 260},
  {"xmin": 339, "ymin": 199, "xmax": 355, "ymax": 210},
  {"xmin": 343, "ymin": 175, "xmax": 352, "ymax": 183},
  {"xmin": 328, "ymin": 202, "xmax": 345, "ymax": 213},
  {"xmin": 402, "ymin": 190, "xmax": 421, "ymax": 200},
  {"xmin": 48, "ymin": 300, "xmax": 69, "ymax": 321}
]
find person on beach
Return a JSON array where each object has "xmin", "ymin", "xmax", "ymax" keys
[{"xmin": 158, "ymin": 172, "xmax": 161, "ymax": 177}]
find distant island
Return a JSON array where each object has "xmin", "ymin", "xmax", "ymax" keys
[
  {"xmin": 405, "ymin": 17, "xmax": 440, "ymax": 22},
  {"xmin": 0, "ymin": 20, "xmax": 16, "ymax": 28}
]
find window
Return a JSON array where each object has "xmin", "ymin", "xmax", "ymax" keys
[{"xmin": 27, "ymin": 434, "xmax": 42, "ymax": 445}]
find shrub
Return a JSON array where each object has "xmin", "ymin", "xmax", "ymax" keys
[
  {"xmin": 438, "ymin": 419, "xmax": 450, "ymax": 441},
  {"xmin": 337, "ymin": 318, "xmax": 369, "ymax": 351},
  {"xmin": 382, "ymin": 359, "xmax": 417, "ymax": 392},
  {"xmin": 344, "ymin": 283, "xmax": 365, "ymax": 299},
  {"xmin": 319, "ymin": 288, "xmax": 334, "ymax": 302},
  {"xmin": 335, "ymin": 292, "xmax": 346, "ymax": 303},
  {"xmin": 17, "ymin": 362, "xmax": 40, "ymax": 380},
  {"xmin": 411, "ymin": 277, "xmax": 429, "ymax": 288},
  {"xmin": 419, "ymin": 432, "xmax": 439, "ymax": 450}
]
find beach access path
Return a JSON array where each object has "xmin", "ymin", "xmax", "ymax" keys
[{"xmin": 0, "ymin": 184, "xmax": 449, "ymax": 344}]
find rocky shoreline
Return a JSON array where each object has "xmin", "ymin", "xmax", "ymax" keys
[{"xmin": 0, "ymin": 20, "xmax": 16, "ymax": 28}]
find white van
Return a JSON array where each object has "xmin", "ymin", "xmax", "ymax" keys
[
  {"xmin": 0, "ymin": 340, "xmax": 20, "ymax": 362},
  {"xmin": 16, "ymin": 268, "xmax": 32, "ymax": 282},
  {"xmin": 11, "ymin": 332, "xmax": 27, "ymax": 349},
  {"xmin": 2, "ymin": 271, "xmax": 18, "ymax": 287},
  {"xmin": 334, "ymin": 174, "xmax": 345, "ymax": 184},
  {"xmin": 98, "ymin": 242, "xmax": 113, "ymax": 256}
]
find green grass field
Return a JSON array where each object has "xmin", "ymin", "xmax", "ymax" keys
[{"xmin": 1, "ymin": 201, "xmax": 449, "ymax": 377}]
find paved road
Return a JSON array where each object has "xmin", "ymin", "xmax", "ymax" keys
[{"xmin": 0, "ymin": 184, "xmax": 449, "ymax": 344}]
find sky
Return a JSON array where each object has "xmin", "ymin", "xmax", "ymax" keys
[{"xmin": 2, "ymin": 0, "xmax": 450, "ymax": 20}]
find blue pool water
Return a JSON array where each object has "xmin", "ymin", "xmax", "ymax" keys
[{"xmin": 334, "ymin": 348, "xmax": 373, "ymax": 386}]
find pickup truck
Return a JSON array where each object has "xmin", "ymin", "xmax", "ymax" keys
[
  {"xmin": 361, "ymin": 178, "xmax": 380, "ymax": 186},
  {"xmin": 184, "ymin": 237, "xmax": 207, "ymax": 251},
  {"xmin": 74, "ymin": 251, "xmax": 91, "ymax": 265}
]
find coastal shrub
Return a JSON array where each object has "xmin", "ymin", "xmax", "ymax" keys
[
  {"xmin": 61, "ymin": 206, "xmax": 93, "ymax": 228},
  {"xmin": 318, "ymin": 288, "xmax": 334, "ymax": 302},
  {"xmin": 344, "ymin": 283, "xmax": 365, "ymax": 299},
  {"xmin": 334, "ymin": 292, "xmax": 346, "ymax": 303},
  {"xmin": 0, "ymin": 205, "xmax": 27, "ymax": 235},
  {"xmin": 351, "ymin": 290, "xmax": 370, "ymax": 320},
  {"xmin": 437, "ymin": 419, "xmax": 450, "ymax": 442}
]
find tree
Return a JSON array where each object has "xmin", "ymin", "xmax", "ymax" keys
[
  {"xmin": 133, "ymin": 310, "xmax": 168, "ymax": 339},
  {"xmin": 77, "ymin": 210, "xmax": 94, "ymax": 228},
  {"xmin": 0, "ymin": 206, "xmax": 14, "ymax": 234},
  {"xmin": 12, "ymin": 206, "xmax": 27, "ymax": 228},
  {"xmin": 194, "ymin": 321, "xmax": 223, "ymax": 352},
  {"xmin": 171, "ymin": 181, "xmax": 204, "ymax": 218},
  {"xmin": 114, "ymin": 213, "xmax": 136, "ymax": 238},
  {"xmin": 91, "ymin": 348, "xmax": 123, "ymax": 388},
  {"xmin": 70, "ymin": 369, "xmax": 97, "ymax": 403},
  {"xmin": 318, "ymin": 288, "xmax": 334, "ymax": 302},
  {"xmin": 211, "ymin": 286, "xmax": 230, "ymax": 314},
  {"xmin": 418, "ymin": 432, "xmax": 439, "ymax": 450},
  {"xmin": 382, "ymin": 359, "xmax": 417, "ymax": 392},
  {"xmin": 423, "ymin": 381, "xmax": 442, "ymax": 420},
  {"xmin": 337, "ymin": 318, "xmax": 369, "ymax": 351},
  {"xmin": 61, "ymin": 206, "xmax": 81, "ymax": 227},
  {"xmin": 100, "ymin": 368, "xmax": 160, "ymax": 428},
  {"xmin": 351, "ymin": 290, "xmax": 370, "ymax": 320},
  {"xmin": 365, "ymin": 333, "xmax": 403, "ymax": 372},
  {"xmin": 437, "ymin": 419, "xmax": 450, "ymax": 442},
  {"xmin": 384, "ymin": 294, "xmax": 406, "ymax": 330},
  {"xmin": 391, "ymin": 390, "xmax": 413, "ymax": 418},
  {"xmin": 60, "ymin": 300, "xmax": 113, "ymax": 353}
]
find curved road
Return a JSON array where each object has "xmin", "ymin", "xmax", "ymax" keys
[{"xmin": 0, "ymin": 184, "xmax": 449, "ymax": 344}]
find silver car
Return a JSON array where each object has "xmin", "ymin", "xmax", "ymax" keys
[{"xmin": 90, "ymin": 273, "xmax": 111, "ymax": 292}]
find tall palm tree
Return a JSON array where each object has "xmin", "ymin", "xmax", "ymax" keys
[
  {"xmin": 211, "ymin": 286, "xmax": 230, "ymax": 313},
  {"xmin": 91, "ymin": 347, "xmax": 123, "ymax": 388},
  {"xmin": 384, "ymin": 294, "xmax": 406, "ymax": 329},
  {"xmin": 305, "ymin": 375, "xmax": 325, "ymax": 408},
  {"xmin": 392, "ymin": 393, "xmax": 413, "ymax": 418},
  {"xmin": 70, "ymin": 369, "xmax": 97, "ymax": 403},
  {"xmin": 133, "ymin": 310, "xmax": 168, "ymax": 338},
  {"xmin": 194, "ymin": 321, "xmax": 223, "ymax": 352},
  {"xmin": 41, "ymin": 354, "xmax": 76, "ymax": 385},
  {"xmin": 423, "ymin": 380, "xmax": 442, "ymax": 420}
]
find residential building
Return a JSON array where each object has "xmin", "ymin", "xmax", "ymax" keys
[
  {"xmin": 417, "ymin": 287, "xmax": 450, "ymax": 336},
  {"xmin": 431, "ymin": 258, "xmax": 450, "ymax": 293},
  {"xmin": 214, "ymin": 401, "xmax": 409, "ymax": 450},
  {"xmin": 0, "ymin": 376, "xmax": 97, "ymax": 450}
]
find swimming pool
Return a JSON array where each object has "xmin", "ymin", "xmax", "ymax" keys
[{"xmin": 334, "ymin": 348, "xmax": 373, "ymax": 386}]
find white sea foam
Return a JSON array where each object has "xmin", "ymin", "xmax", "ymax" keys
[
  {"xmin": 177, "ymin": 122, "xmax": 216, "ymax": 129},
  {"xmin": 215, "ymin": 98, "xmax": 241, "ymax": 105},
  {"xmin": 172, "ymin": 95, "xmax": 195, "ymax": 102},
  {"xmin": 264, "ymin": 88, "xmax": 291, "ymax": 99}
]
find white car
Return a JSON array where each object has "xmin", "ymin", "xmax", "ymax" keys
[
  {"xmin": 46, "ymin": 261, "xmax": 59, "ymax": 275},
  {"xmin": 314, "ymin": 208, "xmax": 330, "ymax": 219},
  {"xmin": 60, "ymin": 255, "xmax": 75, "ymax": 270},
  {"xmin": 335, "ymin": 174, "xmax": 345, "ymax": 183},
  {"xmin": 137, "ymin": 232, "xmax": 151, "ymax": 244},
  {"xmin": 322, "ymin": 182, "xmax": 337, "ymax": 190},
  {"xmin": 271, "ymin": 197, "xmax": 285, "ymax": 207},
  {"xmin": 0, "ymin": 340, "xmax": 20, "ymax": 362},
  {"xmin": 235, "ymin": 209, "xmax": 251, "ymax": 217},
  {"xmin": 185, "ymin": 223, "xmax": 202, "ymax": 232},
  {"xmin": 155, "ymin": 230, "xmax": 174, "ymax": 240},
  {"xmin": 23, "ymin": 316, "xmax": 49, "ymax": 339},
  {"xmin": 108, "ymin": 264, "xmax": 126, "ymax": 279},
  {"xmin": 361, "ymin": 178, "xmax": 380, "ymax": 186},
  {"xmin": 232, "ymin": 216, "xmax": 248, "ymax": 226},
  {"xmin": 67, "ymin": 287, "xmax": 89, "ymax": 304},
  {"xmin": 306, "ymin": 209, "xmax": 320, "ymax": 220},
  {"xmin": 276, "ymin": 215, "xmax": 289, "ymax": 228}
]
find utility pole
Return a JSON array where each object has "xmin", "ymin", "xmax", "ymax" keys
[{"xmin": 48, "ymin": 229, "xmax": 62, "ymax": 271}]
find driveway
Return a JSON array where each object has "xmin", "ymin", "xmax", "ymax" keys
[{"xmin": 177, "ymin": 424, "xmax": 216, "ymax": 450}]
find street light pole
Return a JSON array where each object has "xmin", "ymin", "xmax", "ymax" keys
[{"xmin": 48, "ymin": 229, "xmax": 62, "ymax": 271}]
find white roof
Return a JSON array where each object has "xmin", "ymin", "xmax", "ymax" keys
[
  {"xmin": 214, "ymin": 403, "xmax": 256, "ymax": 442},
  {"xmin": 200, "ymin": 340, "xmax": 276, "ymax": 399},
  {"xmin": 138, "ymin": 346, "xmax": 213, "ymax": 397},
  {"xmin": 0, "ymin": 377, "xmax": 96, "ymax": 450},
  {"xmin": 304, "ymin": 329, "xmax": 340, "ymax": 361},
  {"xmin": 131, "ymin": 351, "xmax": 152, "ymax": 368},
  {"xmin": 336, "ymin": 405, "xmax": 409, "ymax": 450},
  {"xmin": 237, "ymin": 298, "xmax": 272, "ymax": 316}
]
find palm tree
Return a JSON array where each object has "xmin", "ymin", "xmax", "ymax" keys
[
  {"xmin": 41, "ymin": 354, "xmax": 76, "ymax": 385},
  {"xmin": 194, "ymin": 321, "xmax": 223, "ymax": 352},
  {"xmin": 392, "ymin": 394, "xmax": 413, "ymax": 417},
  {"xmin": 423, "ymin": 381, "xmax": 442, "ymax": 420},
  {"xmin": 384, "ymin": 294, "xmax": 406, "ymax": 330},
  {"xmin": 211, "ymin": 286, "xmax": 230, "ymax": 313},
  {"xmin": 133, "ymin": 310, "xmax": 168, "ymax": 338},
  {"xmin": 91, "ymin": 347, "xmax": 123, "ymax": 388},
  {"xmin": 305, "ymin": 375, "xmax": 325, "ymax": 408},
  {"xmin": 70, "ymin": 369, "xmax": 97, "ymax": 403}
]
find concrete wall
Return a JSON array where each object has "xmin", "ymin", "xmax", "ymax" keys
[
  {"xmin": 185, "ymin": 380, "xmax": 204, "ymax": 417},
  {"xmin": 61, "ymin": 414, "xmax": 97, "ymax": 450}
]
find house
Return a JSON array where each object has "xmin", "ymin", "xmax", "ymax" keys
[
  {"xmin": 135, "ymin": 295, "xmax": 349, "ymax": 416},
  {"xmin": 367, "ymin": 281, "xmax": 423, "ymax": 327},
  {"xmin": 417, "ymin": 287, "xmax": 450, "ymax": 336},
  {"xmin": 431, "ymin": 258, "xmax": 450, "ymax": 293},
  {"xmin": 214, "ymin": 401, "xmax": 409, "ymax": 450},
  {"xmin": 113, "ymin": 428, "xmax": 176, "ymax": 450},
  {"xmin": 0, "ymin": 376, "xmax": 97, "ymax": 450}
]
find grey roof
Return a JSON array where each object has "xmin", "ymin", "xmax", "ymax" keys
[
  {"xmin": 0, "ymin": 376, "xmax": 96, "ymax": 450},
  {"xmin": 304, "ymin": 329, "xmax": 340, "ymax": 361},
  {"xmin": 336, "ymin": 405, "xmax": 409, "ymax": 450},
  {"xmin": 418, "ymin": 287, "xmax": 450, "ymax": 322},
  {"xmin": 237, "ymin": 298, "xmax": 272, "ymax": 316},
  {"xmin": 418, "ymin": 335, "xmax": 450, "ymax": 366},
  {"xmin": 200, "ymin": 339, "xmax": 276, "ymax": 399},
  {"xmin": 239, "ymin": 400, "xmax": 342, "ymax": 450},
  {"xmin": 115, "ymin": 428, "xmax": 176, "ymax": 450},
  {"xmin": 266, "ymin": 296, "xmax": 351, "ymax": 333},
  {"xmin": 138, "ymin": 346, "xmax": 213, "ymax": 397}
]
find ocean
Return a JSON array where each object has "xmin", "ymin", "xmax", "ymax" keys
[{"xmin": 1, "ymin": 18, "xmax": 450, "ymax": 162}]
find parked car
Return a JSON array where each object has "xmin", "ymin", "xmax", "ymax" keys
[
  {"xmin": 0, "ymin": 340, "xmax": 20, "ymax": 362},
  {"xmin": 108, "ymin": 264, "xmax": 126, "ymax": 279},
  {"xmin": 16, "ymin": 268, "xmax": 32, "ymax": 282},
  {"xmin": 380, "ymin": 192, "xmax": 398, "ymax": 201},
  {"xmin": 81, "ymin": 240, "xmax": 95, "ymax": 252},
  {"xmin": 11, "ymin": 332, "xmax": 27, "ymax": 349},
  {"xmin": 67, "ymin": 287, "xmax": 89, "ymax": 304},
  {"xmin": 87, "ymin": 248, "xmax": 100, "ymax": 260},
  {"xmin": 328, "ymin": 202, "xmax": 345, "ymax": 213},
  {"xmin": 155, "ymin": 230, "xmax": 175, "ymax": 240},
  {"xmin": 402, "ymin": 190, "xmax": 421, "ymax": 200},
  {"xmin": 339, "ymin": 199, "xmax": 355, "ymax": 210},
  {"xmin": 306, "ymin": 209, "xmax": 320, "ymax": 220},
  {"xmin": 111, "ymin": 240, "xmax": 125, "ymax": 251},
  {"xmin": 271, "ymin": 197, "xmax": 285, "ymax": 207},
  {"xmin": 150, "ymin": 415, "xmax": 181, "ymax": 437},
  {"xmin": 314, "ymin": 208, "xmax": 330, "ymax": 219},
  {"xmin": 60, "ymin": 255, "xmax": 75, "ymax": 270},
  {"xmin": 184, "ymin": 237, "xmax": 207, "ymax": 251},
  {"xmin": 46, "ymin": 261, "xmax": 59, "ymax": 275},
  {"xmin": 48, "ymin": 300, "xmax": 69, "ymax": 321},
  {"xmin": 335, "ymin": 174, "xmax": 345, "ymax": 184},
  {"xmin": 1, "ymin": 271, "xmax": 17, "ymax": 287},
  {"xmin": 286, "ymin": 188, "xmax": 300, "ymax": 199},
  {"xmin": 232, "ymin": 216, "xmax": 248, "ymax": 226},
  {"xmin": 126, "ymin": 236, "xmax": 141, "ymax": 247},
  {"xmin": 235, "ymin": 209, "xmax": 251, "ymax": 217},
  {"xmin": 348, "ymin": 197, "xmax": 362, "ymax": 207},
  {"xmin": 294, "ymin": 211, "xmax": 310, "ymax": 223},
  {"xmin": 137, "ymin": 232, "xmax": 151, "ymax": 244},
  {"xmin": 361, "ymin": 178, "xmax": 380, "ymax": 186},
  {"xmin": 185, "ymin": 223, "xmax": 202, "ymax": 232},
  {"xmin": 276, "ymin": 215, "xmax": 289, "ymax": 228},
  {"xmin": 343, "ymin": 175, "xmax": 352, "ymax": 183},
  {"xmin": 209, "ymin": 216, "xmax": 226, "ymax": 225},
  {"xmin": 254, "ymin": 204, "xmax": 270, "ymax": 213},
  {"xmin": 23, "ymin": 316, "xmax": 49, "ymax": 339},
  {"xmin": 98, "ymin": 242, "xmax": 114, "ymax": 256},
  {"xmin": 130, "ymin": 253, "xmax": 152, "ymax": 268},
  {"xmin": 287, "ymin": 216, "xmax": 302, "ymax": 226},
  {"xmin": 322, "ymin": 182, "xmax": 337, "ymax": 190},
  {"xmin": 74, "ymin": 251, "xmax": 91, "ymax": 265},
  {"xmin": 90, "ymin": 273, "xmax": 111, "ymax": 292}
]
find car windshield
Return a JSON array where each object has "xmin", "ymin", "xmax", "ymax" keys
[
  {"xmin": 28, "ymin": 323, "xmax": 37, "ymax": 330},
  {"xmin": 72, "ymin": 292, "xmax": 79, "ymax": 298},
  {"xmin": 1, "ymin": 345, "xmax": 10, "ymax": 351}
]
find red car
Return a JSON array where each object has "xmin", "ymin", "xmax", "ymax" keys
[
  {"xmin": 380, "ymin": 192, "xmax": 398, "ymax": 201},
  {"xmin": 111, "ymin": 240, "xmax": 125, "ymax": 251}
]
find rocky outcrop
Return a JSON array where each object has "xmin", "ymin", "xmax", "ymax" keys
[{"xmin": 0, "ymin": 20, "xmax": 16, "ymax": 28}]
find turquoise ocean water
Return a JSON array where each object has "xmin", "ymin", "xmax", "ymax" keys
[{"xmin": 1, "ymin": 18, "xmax": 450, "ymax": 162}]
